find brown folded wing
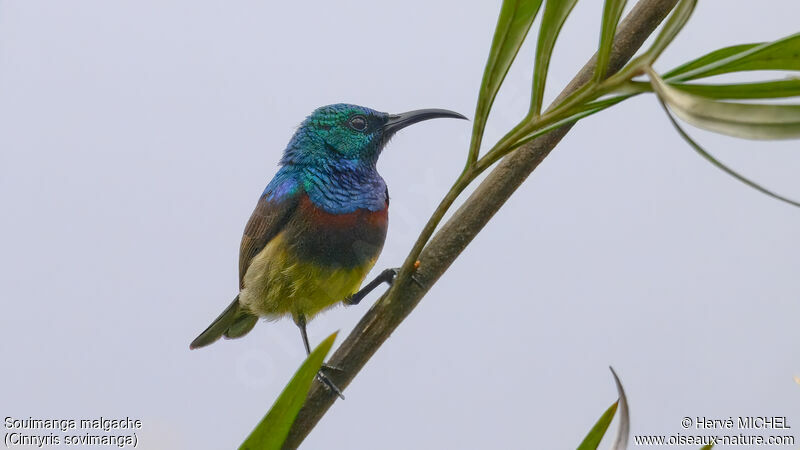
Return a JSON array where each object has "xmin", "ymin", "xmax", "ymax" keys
[{"xmin": 238, "ymin": 191, "xmax": 300, "ymax": 289}]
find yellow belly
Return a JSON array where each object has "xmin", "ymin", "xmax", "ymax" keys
[{"xmin": 238, "ymin": 231, "xmax": 375, "ymax": 320}]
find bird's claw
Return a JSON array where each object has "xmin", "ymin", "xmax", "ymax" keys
[
  {"xmin": 320, "ymin": 362, "xmax": 344, "ymax": 373},
  {"xmin": 410, "ymin": 273, "xmax": 424, "ymax": 288},
  {"xmin": 316, "ymin": 371, "xmax": 345, "ymax": 400},
  {"xmin": 387, "ymin": 266, "xmax": 424, "ymax": 289},
  {"xmin": 385, "ymin": 268, "xmax": 400, "ymax": 285},
  {"xmin": 343, "ymin": 264, "xmax": 424, "ymax": 307}
]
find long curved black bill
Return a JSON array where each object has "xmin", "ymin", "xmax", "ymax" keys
[{"xmin": 384, "ymin": 108, "xmax": 467, "ymax": 135}]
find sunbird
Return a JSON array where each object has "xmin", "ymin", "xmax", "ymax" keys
[{"xmin": 190, "ymin": 103, "xmax": 465, "ymax": 394}]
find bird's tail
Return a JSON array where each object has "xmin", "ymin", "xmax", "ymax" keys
[{"xmin": 189, "ymin": 295, "xmax": 258, "ymax": 349}]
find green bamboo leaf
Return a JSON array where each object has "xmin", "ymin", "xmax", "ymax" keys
[
  {"xmin": 700, "ymin": 445, "xmax": 714, "ymax": 450},
  {"xmin": 649, "ymin": 69, "xmax": 800, "ymax": 140},
  {"xmin": 626, "ymin": 78, "xmax": 800, "ymax": 100},
  {"xmin": 594, "ymin": 0, "xmax": 628, "ymax": 81},
  {"xmin": 674, "ymin": 79, "xmax": 800, "ymax": 99},
  {"xmin": 644, "ymin": 0, "xmax": 697, "ymax": 64},
  {"xmin": 655, "ymin": 95, "xmax": 800, "ymax": 209},
  {"xmin": 508, "ymin": 95, "xmax": 631, "ymax": 154},
  {"xmin": 667, "ymin": 33, "xmax": 800, "ymax": 82},
  {"xmin": 480, "ymin": 94, "xmax": 629, "ymax": 170},
  {"xmin": 469, "ymin": 0, "xmax": 543, "ymax": 164},
  {"xmin": 530, "ymin": 0, "xmax": 580, "ymax": 116},
  {"xmin": 664, "ymin": 43, "xmax": 759, "ymax": 79},
  {"xmin": 240, "ymin": 332, "xmax": 338, "ymax": 450},
  {"xmin": 609, "ymin": 367, "xmax": 630, "ymax": 450},
  {"xmin": 577, "ymin": 401, "xmax": 619, "ymax": 450}
]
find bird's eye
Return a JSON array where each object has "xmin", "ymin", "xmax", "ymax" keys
[{"xmin": 348, "ymin": 115, "xmax": 368, "ymax": 132}]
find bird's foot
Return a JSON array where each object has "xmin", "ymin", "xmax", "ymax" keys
[
  {"xmin": 385, "ymin": 262, "xmax": 424, "ymax": 289},
  {"xmin": 316, "ymin": 370, "xmax": 344, "ymax": 400},
  {"xmin": 320, "ymin": 362, "xmax": 344, "ymax": 373},
  {"xmin": 344, "ymin": 263, "xmax": 423, "ymax": 306}
]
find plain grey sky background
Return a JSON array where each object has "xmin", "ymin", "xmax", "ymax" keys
[{"xmin": 1, "ymin": 1, "xmax": 798, "ymax": 449}]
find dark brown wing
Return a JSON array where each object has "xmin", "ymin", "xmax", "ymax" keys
[{"xmin": 238, "ymin": 191, "xmax": 300, "ymax": 289}]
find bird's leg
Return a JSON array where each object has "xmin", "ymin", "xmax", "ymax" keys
[
  {"xmin": 294, "ymin": 314, "xmax": 344, "ymax": 400},
  {"xmin": 344, "ymin": 268, "xmax": 397, "ymax": 306},
  {"xmin": 344, "ymin": 262, "xmax": 424, "ymax": 306},
  {"xmin": 296, "ymin": 317, "xmax": 343, "ymax": 373}
]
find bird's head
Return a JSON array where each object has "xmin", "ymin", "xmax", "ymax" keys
[{"xmin": 282, "ymin": 103, "xmax": 466, "ymax": 166}]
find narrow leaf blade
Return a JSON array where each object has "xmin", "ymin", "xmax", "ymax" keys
[
  {"xmin": 672, "ymin": 79, "xmax": 800, "ymax": 100},
  {"xmin": 650, "ymin": 69, "xmax": 800, "ymax": 140},
  {"xmin": 624, "ymin": 78, "xmax": 800, "ymax": 100},
  {"xmin": 667, "ymin": 33, "xmax": 800, "ymax": 82},
  {"xmin": 595, "ymin": 0, "xmax": 628, "ymax": 81},
  {"xmin": 655, "ymin": 96, "xmax": 800, "ymax": 209},
  {"xmin": 610, "ymin": 367, "xmax": 630, "ymax": 450},
  {"xmin": 577, "ymin": 401, "xmax": 619, "ymax": 450},
  {"xmin": 509, "ymin": 95, "xmax": 631, "ymax": 154},
  {"xmin": 240, "ymin": 332, "xmax": 338, "ymax": 450},
  {"xmin": 664, "ymin": 43, "xmax": 760, "ymax": 79},
  {"xmin": 645, "ymin": 0, "xmax": 697, "ymax": 63},
  {"xmin": 531, "ymin": 0, "xmax": 580, "ymax": 115},
  {"xmin": 469, "ymin": 0, "xmax": 543, "ymax": 163}
]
